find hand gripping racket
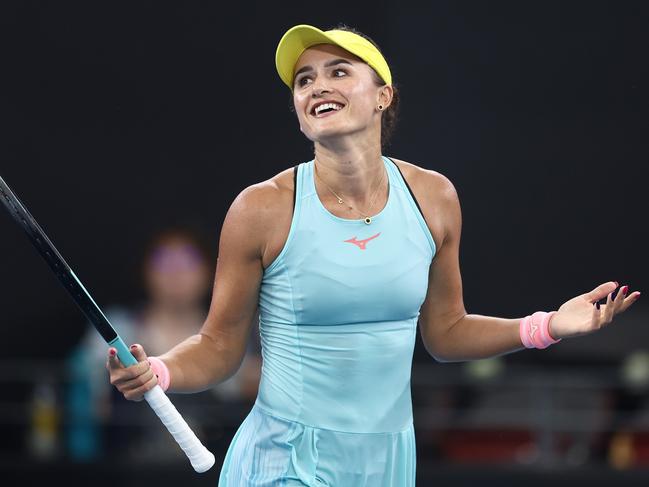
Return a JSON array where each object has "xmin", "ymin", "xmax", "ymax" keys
[{"xmin": 0, "ymin": 174, "xmax": 215, "ymax": 473}]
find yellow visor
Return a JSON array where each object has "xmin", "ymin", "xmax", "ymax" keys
[{"xmin": 275, "ymin": 24, "xmax": 392, "ymax": 90}]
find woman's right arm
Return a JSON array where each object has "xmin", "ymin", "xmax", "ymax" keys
[{"xmin": 108, "ymin": 181, "xmax": 282, "ymax": 399}]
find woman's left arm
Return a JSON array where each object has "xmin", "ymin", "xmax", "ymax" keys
[{"xmin": 417, "ymin": 171, "xmax": 640, "ymax": 362}]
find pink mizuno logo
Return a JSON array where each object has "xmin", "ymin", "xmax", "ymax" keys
[
  {"xmin": 530, "ymin": 324, "xmax": 539, "ymax": 340},
  {"xmin": 344, "ymin": 232, "xmax": 381, "ymax": 250}
]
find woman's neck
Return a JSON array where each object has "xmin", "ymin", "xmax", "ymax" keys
[{"xmin": 314, "ymin": 140, "xmax": 384, "ymax": 199}]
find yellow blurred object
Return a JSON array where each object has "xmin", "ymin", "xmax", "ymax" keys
[
  {"xmin": 29, "ymin": 381, "xmax": 60, "ymax": 459},
  {"xmin": 621, "ymin": 350, "xmax": 649, "ymax": 392},
  {"xmin": 464, "ymin": 356, "xmax": 505, "ymax": 381},
  {"xmin": 609, "ymin": 432, "xmax": 635, "ymax": 469}
]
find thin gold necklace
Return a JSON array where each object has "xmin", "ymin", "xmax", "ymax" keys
[{"xmin": 314, "ymin": 160, "xmax": 386, "ymax": 225}]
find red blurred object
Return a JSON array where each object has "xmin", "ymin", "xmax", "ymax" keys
[
  {"xmin": 440, "ymin": 429, "xmax": 534, "ymax": 463},
  {"xmin": 628, "ymin": 433, "xmax": 649, "ymax": 465}
]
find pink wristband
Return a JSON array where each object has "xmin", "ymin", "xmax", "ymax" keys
[
  {"xmin": 519, "ymin": 311, "xmax": 561, "ymax": 349},
  {"xmin": 148, "ymin": 356, "xmax": 171, "ymax": 392}
]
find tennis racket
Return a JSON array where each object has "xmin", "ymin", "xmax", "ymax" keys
[{"xmin": 0, "ymin": 174, "xmax": 215, "ymax": 473}]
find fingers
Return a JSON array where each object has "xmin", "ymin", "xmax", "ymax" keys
[
  {"xmin": 121, "ymin": 368, "xmax": 158, "ymax": 402},
  {"xmin": 592, "ymin": 299, "xmax": 602, "ymax": 329},
  {"xmin": 619, "ymin": 288, "xmax": 642, "ymax": 313},
  {"xmin": 596, "ymin": 284, "xmax": 641, "ymax": 327},
  {"xmin": 129, "ymin": 343, "xmax": 149, "ymax": 362},
  {"xmin": 602, "ymin": 289, "xmax": 616, "ymax": 324},
  {"xmin": 106, "ymin": 347, "xmax": 123, "ymax": 371},
  {"xmin": 109, "ymin": 359, "xmax": 151, "ymax": 385},
  {"xmin": 586, "ymin": 281, "xmax": 618, "ymax": 304},
  {"xmin": 114, "ymin": 364, "xmax": 155, "ymax": 393},
  {"xmin": 107, "ymin": 344, "xmax": 157, "ymax": 402},
  {"xmin": 612, "ymin": 285, "xmax": 628, "ymax": 314}
]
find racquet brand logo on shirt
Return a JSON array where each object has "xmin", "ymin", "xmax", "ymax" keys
[{"xmin": 344, "ymin": 232, "xmax": 381, "ymax": 250}]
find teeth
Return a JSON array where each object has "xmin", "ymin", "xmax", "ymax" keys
[{"xmin": 314, "ymin": 103, "xmax": 343, "ymax": 115}]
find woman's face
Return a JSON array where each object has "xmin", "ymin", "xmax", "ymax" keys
[
  {"xmin": 292, "ymin": 44, "xmax": 389, "ymax": 144},
  {"xmin": 144, "ymin": 238, "xmax": 210, "ymax": 307}
]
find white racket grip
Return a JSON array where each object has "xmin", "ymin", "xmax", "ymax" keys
[{"xmin": 143, "ymin": 385, "xmax": 215, "ymax": 473}]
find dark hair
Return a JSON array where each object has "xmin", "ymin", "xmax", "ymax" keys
[
  {"xmin": 332, "ymin": 24, "xmax": 400, "ymax": 149},
  {"xmin": 288, "ymin": 24, "xmax": 400, "ymax": 149}
]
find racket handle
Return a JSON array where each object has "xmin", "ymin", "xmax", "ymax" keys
[
  {"xmin": 109, "ymin": 337, "xmax": 215, "ymax": 472},
  {"xmin": 144, "ymin": 385, "xmax": 216, "ymax": 473}
]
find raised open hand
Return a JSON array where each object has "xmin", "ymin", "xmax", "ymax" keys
[{"xmin": 549, "ymin": 282, "xmax": 641, "ymax": 340}]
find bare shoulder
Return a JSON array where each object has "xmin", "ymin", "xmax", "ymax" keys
[
  {"xmin": 224, "ymin": 167, "xmax": 295, "ymax": 266},
  {"xmin": 389, "ymin": 157, "xmax": 459, "ymax": 206},
  {"xmin": 388, "ymin": 157, "xmax": 461, "ymax": 247},
  {"xmin": 228, "ymin": 167, "xmax": 294, "ymax": 218}
]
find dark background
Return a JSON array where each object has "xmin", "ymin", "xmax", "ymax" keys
[{"xmin": 0, "ymin": 1, "xmax": 648, "ymax": 485}]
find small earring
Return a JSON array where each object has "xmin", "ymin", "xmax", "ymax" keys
[{"xmin": 377, "ymin": 104, "xmax": 384, "ymax": 111}]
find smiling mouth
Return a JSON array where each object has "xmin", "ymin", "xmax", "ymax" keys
[{"xmin": 311, "ymin": 102, "xmax": 345, "ymax": 117}]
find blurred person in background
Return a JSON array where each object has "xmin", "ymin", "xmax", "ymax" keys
[{"xmin": 65, "ymin": 227, "xmax": 261, "ymax": 462}]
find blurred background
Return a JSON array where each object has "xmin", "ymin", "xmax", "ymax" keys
[{"xmin": 0, "ymin": 1, "xmax": 647, "ymax": 485}]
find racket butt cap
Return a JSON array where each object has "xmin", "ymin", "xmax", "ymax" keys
[{"xmin": 192, "ymin": 451, "xmax": 216, "ymax": 473}]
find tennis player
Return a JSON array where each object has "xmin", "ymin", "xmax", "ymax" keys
[{"xmin": 107, "ymin": 24, "xmax": 641, "ymax": 485}]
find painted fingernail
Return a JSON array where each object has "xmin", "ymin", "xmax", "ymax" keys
[
  {"xmin": 622, "ymin": 286, "xmax": 629, "ymax": 295},
  {"xmin": 109, "ymin": 348, "xmax": 116, "ymax": 356},
  {"xmin": 596, "ymin": 301, "xmax": 601, "ymax": 310},
  {"xmin": 130, "ymin": 344, "xmax": 138, "ymax": 350}
]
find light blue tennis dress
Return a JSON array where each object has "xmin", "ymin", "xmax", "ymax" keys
[{"xmin": 218, "ymin": 157, "xmax": 436, "ymax": 486}]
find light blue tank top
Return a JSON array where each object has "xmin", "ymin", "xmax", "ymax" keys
[{"xmin": 256, "ymin": 156, "xmax": 436, "ymax": 434}]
